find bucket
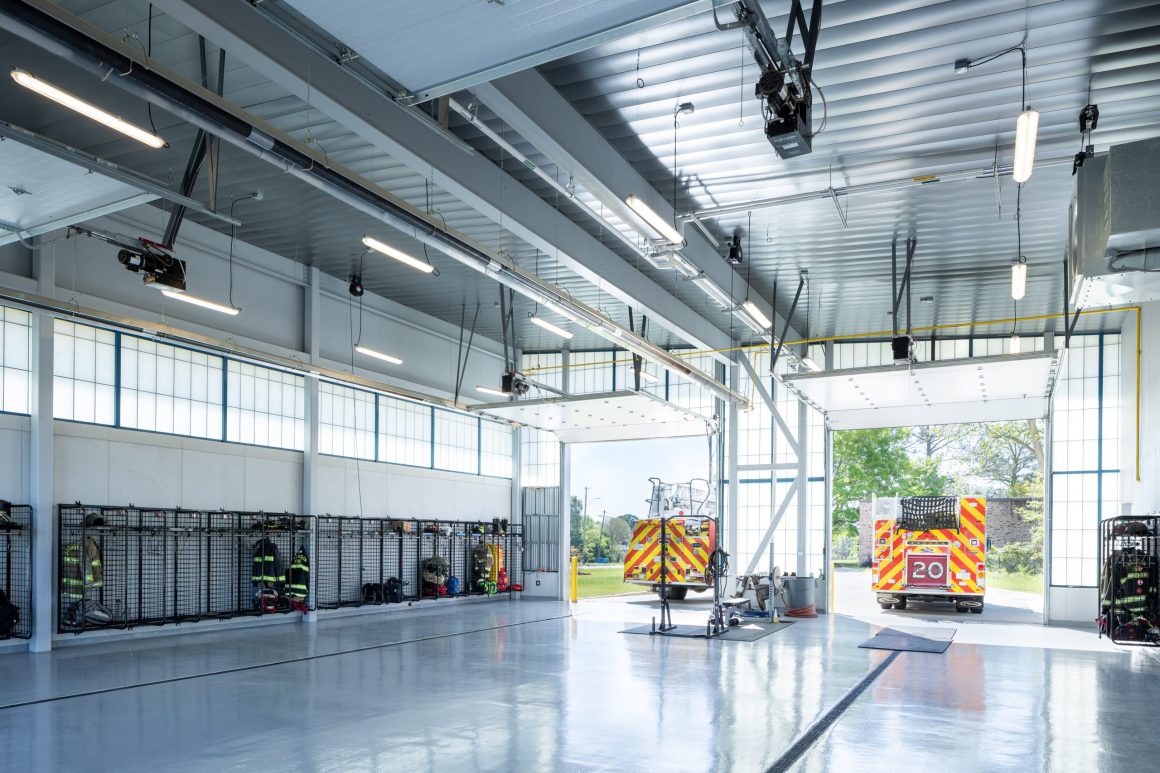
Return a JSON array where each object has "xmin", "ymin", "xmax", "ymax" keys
[{"xmin": 783, "ymin": 575, "xmax": 816, "ymax": 610}]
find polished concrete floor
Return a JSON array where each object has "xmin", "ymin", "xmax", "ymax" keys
[{"xmin": 1, "ymin": 591, "xmax": 1158, "ymax": 772}]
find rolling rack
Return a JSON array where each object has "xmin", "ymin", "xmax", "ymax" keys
[
  {"xmin": 58, "ymin": 504, "xmax": 314, "ymax": 634},
  {"xmin": 1099, "ymin": 515, "xmax": 1159, "ymax": 646},
  {"xmin": 1, "ymin": 501, "xmax": 32, "ymax": 640}
]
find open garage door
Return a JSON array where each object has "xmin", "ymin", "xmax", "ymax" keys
[
  {"xmin": 471, "ymin": 389, "xmax": 717, "ymax": 443},
  {"xmin": 780, "ymin": 350, "xmax": 1062, "ymax": 430}
]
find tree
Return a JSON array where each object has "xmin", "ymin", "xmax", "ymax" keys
[
  {"xmin": 570, "ymin": 496, "xmax": 584, "ymax": 554},
  {"xmin": 970, "ymin": 421, "xmax": 1044, "ymax": 495},
  {"xmin": 832, "ymin": 428, "xmax": 952, "ymax": 538},
  {"xmin": 605, "ymin": 516, "xmax": 632, "ymax": 547}
]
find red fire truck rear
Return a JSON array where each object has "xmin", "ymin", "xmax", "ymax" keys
[{"xmin": 872, "ymin": 496, "xmax": 987, "ymax": 613}]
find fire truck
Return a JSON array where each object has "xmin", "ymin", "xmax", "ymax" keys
[
  {"xmin": 872, "ymin": 496, "xmax": 986, "ymax": 613},
  {"xmin": 623, "ymin": 478, "xmax": 717, "ymax": 600}
]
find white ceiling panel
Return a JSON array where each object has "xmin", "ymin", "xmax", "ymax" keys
[
  {"xmin": 0, "ymin": 138, "xmax": 156, "ymax": 246},
  {"xmin": 781, "ymin": 351, "xmax": 1061, "ymax": 430},
  {"xmin": 472, "ymin": 389, "xmax": 715, "ymax": 443}
]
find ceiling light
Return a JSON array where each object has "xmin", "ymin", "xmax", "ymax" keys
[
  {"xmin": 476, "ymin": 385, "xmax": 508, "ymax": 398},
  {"xmin": 529, "ymin": 315, "xmax": 574, "ymax": 340},
  {"xmin": 954, "ymin": 58, "xmax": 971, "ymax": 75},
  {"xmin": 741, "ymin": 299, "xmax": 772, "ymax": 330},
  {"xmin": 694, "ymin": 276, "xmax": 734, "ymax": 310},
  {"xmin": 354, "ymin": 345, "xmax": 403, "ymax": 365},
  {"xmin": 800, "ymin": 357, "xmax": 823, "ymax": 372},
  {"xmin": 1009, "ymin": 335, "xmax": 1022, "ymax": 354},
  {"xmin": 1012, "ymin": 108, "xmax": 1039, "ymax": 184},
  {"xmin": 362, "ymin": 235, "xmax": 435, "ymax": 274},
  {"xmin": 626, "ymin": 194, "xmax": 684, "ymax": 245},
  {"xmin": 160, "ymin": 289, "xmax": 238, "ymax": 316},
  {"xmin": 1011, "ymin": 259, "xmax": 1027, "ymax": 300},
  {"xmin": 10, "ymin": 69, "xmax": 166, "ymax": 148},
  {"xmin": 639, "ymin": 371, "xmax": 659, "ymax": 384}
]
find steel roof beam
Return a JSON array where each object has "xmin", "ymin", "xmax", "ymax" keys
[
  {"xmin": 151, "ymin": 0, "xmax": 732, "ymax": 359},
  {"xmin": 472, "ymin": 69, "xmax": 801, "ymax": 345}
]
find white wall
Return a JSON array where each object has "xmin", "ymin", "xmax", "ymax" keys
[
  {"xmin": 53, "ymin": 421, "xmax": 302, "ymax": 513},
  {"xmin": 1048, "ymin": 587, "xmax": 1098, "ymax": 626},
  {"xmin": 0, "ymin": 414, "xmax": 31, "ymax": 502},
  {"xmin": 315, "ymin": 456, "xmax": 511, "ymax": 520}
]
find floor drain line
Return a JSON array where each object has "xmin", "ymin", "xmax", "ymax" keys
[
  {"xmin": 764, "ymin": 651, "xmax": 900, "ymax": 773},
  {"xmin": 0, "ymin": 612, "xmax": 572, "ymax": 711}
]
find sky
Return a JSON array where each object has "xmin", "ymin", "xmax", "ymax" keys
[{"xmin": 570, "ymin": 436, "xmax": 715, "ymax": 520}]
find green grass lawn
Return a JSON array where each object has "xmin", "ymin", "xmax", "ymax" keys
[
  {"xmin": 987, "ymin": 570, "xmax": 1043, "ymax": 593},
  {"xmin": 576, "ymin": 565, "xmax": 647, "ymax": 599}
]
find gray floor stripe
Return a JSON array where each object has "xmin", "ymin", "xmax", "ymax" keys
[
  {"xmin": 765, "ymin": 650, "xmax": 901, "ymax": 773},
  {"xmin": 0, "ymin": 612, "xmax": 572, "ymax": 711}
]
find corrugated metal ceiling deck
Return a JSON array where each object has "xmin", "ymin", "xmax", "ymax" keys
[{"xmin": 3, "ymin": 0, "xmax": 1156, "ymax": 353}]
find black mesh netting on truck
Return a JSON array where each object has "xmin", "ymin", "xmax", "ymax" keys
[{"xmin": 898, "ymin": 497, "xmax": 959, "ymax": 532}]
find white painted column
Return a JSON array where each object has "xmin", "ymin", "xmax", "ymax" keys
[
  {"xmin": 301, "ymin": 267, "xmax": 321, "ymax": 624},
  {"xmin": 726, "ymin": 358, "xmax": 740, "ymax": 582},
  {"xmin": 29, "ymin": 242, "xmax": 55, "ymax": 651},
  {"xmin": 558, "ymin": 440, "xmax": 571, "ymax": 602},
  {"xmin": 797, "ymin": 396, "xmax": 809, "ymax": 578}
]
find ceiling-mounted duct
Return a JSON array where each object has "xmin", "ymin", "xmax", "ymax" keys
[{"xmin": 1070, "ymin": 136, "xmax": 1160, "ymax": 307}]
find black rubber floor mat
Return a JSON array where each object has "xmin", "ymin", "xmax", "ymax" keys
[
  {"xmin": 620, "ymin": 621, "xmax": 794, "ymax": 641},
  {"xmin": 859, "ymin": 625, "xmax": 956, "ymax": 653}
]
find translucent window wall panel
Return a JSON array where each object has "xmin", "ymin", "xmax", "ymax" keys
[
  {"xmin": 522, "ymin": 352, "xmax": 563, "ymax": 394},
  {"xmin": 1050, "ymin": 334, "xmax": 1119, "ymax": 587},
  {"xmin": 568, "ymin": 350, "xmax": 615, "ymax": 394},
  {"xmin": 520, "ymin": 427, "xmax": 559, "ymax": 487},
  {"xmin": 119, "ymin": 337, "xmax": 223, "ymax": 439},
  {"xmin": 318, "ymin": 381, "xmax": 375, "ymax": 460},
  {"xmin": 379, "ymin": 395, "xmax": 432, "ymax": 467},
  {"xmin": 0, "ymin": 306, "xmax": 32, "ymax": 415},
  {"xmin": 225, "ymin": 361, "xmax": 305, "ymax": 450},
  {"xmin": 734, "ymin": 480, "xmax": 772, "ymax": 573},
  {"xmin": 807, "ymin": 479, "xmax": 827, "ymax": 576},
  {"xmin": 480, "ymin": 419, "xmax": 513, "ymax": 478},
  {"xmin": 53, "ymin": 319, "xmax": 115, "ymax": 425},
  {"xmin": 772, "ymin": 479, "xmax": 799, "ymax": 572},
  {"xmin": 434, "ymin": 409, "xmax": 479, "ymax": 474},
  {"xmin": 935, "ymin": 338, "xmax": 970, "ymax": 361},
  {"xmin": 834, "ymin": 341, "xmax": 891, "ymax": 369},
  {"xmin": 668, "ymin": 351, "xmax": 717, "ymax": 416}
]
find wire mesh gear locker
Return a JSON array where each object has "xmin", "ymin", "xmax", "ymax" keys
[
  {"xmin": 58, "ymin": 505, "xmax": 315, "ymax": 634},
  {"xmin": 0, "ymin": 502, "xmax": 32, "ymax": 640}
]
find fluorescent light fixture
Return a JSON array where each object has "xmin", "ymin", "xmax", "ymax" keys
[
  {"xmin": 741, "ymin": 299, "xmax": 772, "ymax": 330},
  {"xmin": 362, "ymin": 235, "xmax": 435, "ymax": 274},
  {"xmin": 476, "ymin": 385, "xmax": 508, "ymax": 398},
  {"xmin": 640, "ymin": 371, "xmax": 660, "ymax": 384},
  {"xmin": 1011, "ymin": 260, "xmax": 1027, "ymax": 300},
  {"xmin": 10, "ymin": 69, "xmax": 166, "ymax": 149},
  {"xmin": 694, "ymin": 276, "xmax": 735, "ymax": 310},
  {"xmin": 530, "ymin": 315, "xmax": 574, "ymax": 340},
  {"xmin": 354, "ymin": 345, "xmax": 403, "ymax": 365},
  {"xmin": 800, "ymin": 356, "xmax": 823, "ymax": 372},
  {"xmin": 160, "ymin": 289, "xmax": 239, "ymax": 316},
  {"xmin": 626, "ymin": 194, "xmax": 684, "ymax": 245},
  {"xmin": 1009, "ymin": 335, "xmax": 1022, "ymax": 354},
  {"xmin": 1012, "ymin": 108, "xmax": 1039, "ymax": 184}
]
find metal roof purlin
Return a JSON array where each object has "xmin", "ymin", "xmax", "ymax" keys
[
  {"xmin": 472, "ymin": 68, "xmax": 801, "ymax": 346},
  {"xmin": 150, "ymin": 0, "xmax": 735, "ymax": 363}
]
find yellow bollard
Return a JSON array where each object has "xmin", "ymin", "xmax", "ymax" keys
[{"xmin": 570, "ymin": 555, "xmax": 579, "ymax": 603}]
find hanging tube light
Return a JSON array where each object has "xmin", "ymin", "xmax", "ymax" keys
[{"xmin": 1012, "ymin": 108, "xmax": 1039, "ymax": 184}]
